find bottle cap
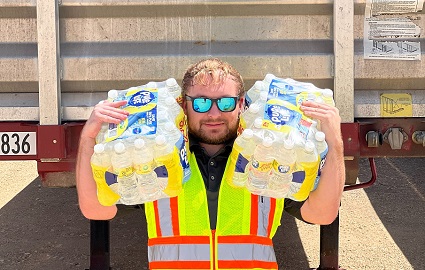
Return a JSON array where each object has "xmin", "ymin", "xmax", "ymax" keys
[
  {"xmin": 264, "ymin": 73, "xmax": 276, "ymax": 84},
  {"xmin": 114, "ymin": 142, "xmax": 126, "ymax": 154},
  {"xmin": 254, "ymin": 81, "xmax": 264, "ymax": 91},
  {"xmin": 304, "ymin": 141, "xmax": 315, "ymax": 153},
  {"xmin": 155, "ymin": 135, "xmax": 166, "ymax": 145},
  {"xmin": 108, "ymin": 90, "xmax": 118, "ymax": 100},
  {"xmin": 165, "ymin": 96, "xmax": 176, "ymax": 106},
  {"xmin": 254, "ymin": 117, "xmax": 263, "ymax": 128},
  {"xmin": 248, "ymin": 103, "xmax": 260, "ymax": 114},
  {"xmin": 259, "ymin": 91, "xmax": 268, "ymax": 101},
  {"xmin": 262, "ymin": 137, "xmax": 273, "ymax": 147},
  {"xmin": 322, "ymin": 88, "xmax": 333, "ymax": 97},
  {"xmin": 164, "ymin": 122, "xmax": 175, "ymax": 131},
  {"xmin": 134, "ymin": 138, "xmax": 145, "ymax": 149},
  {"xmin": 146, "ymin": 82, "xmax": 157, "ymax": 88},
  {"xmin": 94, "ymin": 143, "xmax": 105, "ymax": 154},
  {"xmin": 283, "ymin": 139, "xmax": 294, "ymax": 150},
  {"xmin": 242, "ymin": 129, "xmax": 254, "ymax": 138},
  {"xmin": 165, "ymin": 78, "xmax": 178, "ymax": 87},
  {"xmin": 315, "ymin": 131, "xmax": 325, "ymax": 142}
]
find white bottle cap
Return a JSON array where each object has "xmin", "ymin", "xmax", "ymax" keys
[
  {"xmin": 283, "ymin": 139, "xmax": 294, "ymax": 150},
  {"xmin": 165, "ymin": 78, "xmax": 178, "ymax": 87},
  {"xmin": 248, "ymin": 103, "xmax": 260, "ymax": 114},
  {"xmin": 165, "ymin": 96, "xmax": 176, "ymax": 106},
  {"xmin": 155, "ymin": 134, "xmax": 166, "ymax": 145},
  {"xmin": 259, "ymin": 91, "xmax": 268, "ymax": 101},
  {"xmin": 242, "ymin": 129, "xmax": 254, "ymax": 138},
  {"xmin": 146, "ymin": 82, "xmax": 157, "ymax": 88},
  {"xmin": 134, "ymin": 138, "xmax": 145, "ymax": 149},
  {"xmin": 114, "ymin": 142, "xmax": 126, "ymax": 154},
  {"xmin": 254, "ymin": 81, "xmax": 264, "ymax": 91},
  {"xmin": 158, "ymin": 87, "xmax": 168, "ymax": 97},
  {"xmin": 264, "ymin": 73, "xmax": 276, "ymax": 83},
  {"xmin": 254, "ymin": 117, "xmax": 263, "ymax": 128},
  {"xmin": 315, "ymin": 131, "xmax": 326, "ymax": 142},
  {"xmin": 322, "ymin": 88, "xmax": 333, "ymax": 97},
  {"xmin": 262, "ymin": 137, "xmax": 273, "ymax": 147},
  {"xmin": 94, "ymin": 143, "xmax": 105, "ymax": 154},
  {"xmin": 164, "ymin": 122, "xmax": 175, "ymax": 132},
  {"xmin": 304, "ymin": 141, "xmax": 315, "ymax": 153},
  {"xmin": 108, "ymin": 90, "xmax": 118, "ymax": 100}
]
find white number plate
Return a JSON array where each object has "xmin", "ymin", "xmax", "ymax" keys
[{"xmin": 0, "ymin": 132, "xmax": 37, "ymax": 155}]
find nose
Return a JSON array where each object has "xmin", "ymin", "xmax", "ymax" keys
[{"xmin": 207, "ymin": 101, "xmax": 222, "ymax": 117}]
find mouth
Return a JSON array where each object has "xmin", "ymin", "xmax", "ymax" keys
[{"xmin": 202, "ymin": 121, "xmax": 225, "ymax": 129}]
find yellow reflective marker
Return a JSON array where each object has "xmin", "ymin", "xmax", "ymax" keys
[{"xmin": 380, "ymin": 93, "xmax": 412, "ymax": 117}]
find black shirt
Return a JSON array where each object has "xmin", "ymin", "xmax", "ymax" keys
[{"xmin": 188, "ymin": 133, "xmax": 306, "ymax": 229}]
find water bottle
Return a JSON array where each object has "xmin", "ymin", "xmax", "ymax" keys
[
  {"xmin": 90, "ymin": 144, "xmax": 120, "ymax": 206},
  {"xmin": 312, "ymin": 131, "xmax": 328, "ymax": 191},
  {"xmin": 321, "ymin": 88, "xmax": 335, "ymax": 106},
  {"xmin": 164, "ymin": 96, "xmax": 183, "ymax": 121},
  {"xmin": 245, "ymin": 80, "xmax": 266, "ymax": 107},
  {"xmin": 247, "ymin": 137, "xmax": 274, "ymax": 195},
  {"xmin": 242, "ymin": 91, "xmax": 268, "ymax": 128},
  {"xmin": 269, "ymin": 139, "xmax": 297, "ymax": 198},
  {"xmin": 154, "ymin": 135, "xmax": 183, "ymax": 197},
  {"xmin": 133, "ymin": 138, "xmax": 161, "ymax": 201},
  {"xmin": 288, "ymin": 141, "xmax": 319, "ymax": 201},
  {"xmin": 111, "ymin": 141, "xmax": 139, "ymax": 204},
  {"xmin": 165, "ymin": 78, "xmax": 183, "ymax": 105},
  {"xmin": 232, "ymin": 129, "xmax": 256, "ymax": 187},
  {"xmin": 162, "ymin": 122, "xmax": 191, "ymax": 184}
]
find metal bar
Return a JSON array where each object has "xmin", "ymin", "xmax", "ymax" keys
[
  {"xmin": 36, "ymin": 0, "xmax": 61, "ymax": 125},
  {"xmin": 88, "ymin": 220, "xmax": 112, "ymax": 270},
  {"xmin": 333, "ymin": 0, "xmax": 354, "ymax": 123},
  {"xmin": 344, "ymin": 158, "xmax": 377, "ymax": 191},
  {"xmin": 318, "ymin": 214, "xmax": 343, "ymax": 270}
]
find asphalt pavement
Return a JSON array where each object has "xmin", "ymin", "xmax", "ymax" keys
[{"xmin": 0, "ymin": 157, "xmax": 424, "ymax": 269}]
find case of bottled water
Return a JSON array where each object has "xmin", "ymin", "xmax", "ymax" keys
[
  {"xmin": 90, "ymin": 79, "xmax": 190, "ymax": 205},
  {"xmin": 234, "ymin": 74, "xmax": 333, "ymax": 200}
]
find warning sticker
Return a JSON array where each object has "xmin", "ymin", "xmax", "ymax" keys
[{"xmin": 380, "ymin": 93, "xmax": 412, "ymax": 117}]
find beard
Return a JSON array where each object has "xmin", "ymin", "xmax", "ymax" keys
[{"xmin": 188, "ymin": 119, "xmax": 239, "ymax": 145}]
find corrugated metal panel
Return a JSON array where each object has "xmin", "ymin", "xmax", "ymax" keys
[{"xmin": 0, "ymin": 0, "xmax": 424, "ymax": 121}]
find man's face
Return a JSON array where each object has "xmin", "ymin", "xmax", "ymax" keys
[{"xmin": 183, "ymin": 77, "xmax": 244, "ymax": 145}]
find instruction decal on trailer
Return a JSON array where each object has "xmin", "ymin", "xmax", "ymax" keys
[
  {"xmin": 380, "ymin": 93, "xmax": 413, "ymax": 117},
  {"xmin": 364, "ymin": 0, "xmax": 424, "ymax": 60}
]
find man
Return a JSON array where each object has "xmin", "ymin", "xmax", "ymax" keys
[{"xmin": 76, "ymin": 58, "xmax": 345, "ymax": 269}]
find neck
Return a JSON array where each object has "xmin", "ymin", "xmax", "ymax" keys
[{"xmin": 200, "ymin": 143, "xmax": 225, "ymax": 156}]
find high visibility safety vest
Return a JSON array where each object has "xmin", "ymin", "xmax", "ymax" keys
[{"xmin": 144, "ymin": 152, "xmax": 285, "ymax": 270}]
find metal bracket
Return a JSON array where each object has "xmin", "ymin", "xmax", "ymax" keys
[{"xmin": 383, "ymin": 127, "xmax": 408, "ymax": 150}]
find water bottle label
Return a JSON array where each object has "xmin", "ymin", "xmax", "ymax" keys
[
  {"xmin": 251, "ymin": 158, "xmax": 273, "ymax": 172},
  {"xmin": 272, "ymin": 160, "xmax": 295, "ymax": 174},
  {"xmin": 268, "ymin": 79, "xmax": 297, "ymax": 105},
  {"xmin": 105, "ymin": 87, "xmax": 159, "ymax": 142},
  {"xmin": 115, "ymin": 166, "xmax": 134, "ymax": 178},
  {"xmin": 134, "ymin": 163, "xmax": 154, "ymax": 174}
]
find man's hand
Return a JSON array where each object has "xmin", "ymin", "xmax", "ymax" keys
[
  {"xmin": 300, "ymin": 100, "xmax": 343, "ymax": 149},
  {"xmin": 82, "ymin": 100, "xmax": 129, "ymax": 140}
]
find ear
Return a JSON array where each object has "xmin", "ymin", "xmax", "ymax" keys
[
  {"xmin": 238, "ymin": 94, "xmax": 245, "ymax": 112},
  {"xmin": 182, "ymin": 99, "xmax": 188, "ymax": 115}
]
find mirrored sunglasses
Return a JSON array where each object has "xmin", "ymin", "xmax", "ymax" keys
[{"xmin": 185, "ymin": 95, "xmax": 239, "ymax": 113}]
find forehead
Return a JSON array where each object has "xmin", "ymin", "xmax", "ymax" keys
[{"xmin": 186, "ymin": 77, "xmax": 239, "ymax": 97}]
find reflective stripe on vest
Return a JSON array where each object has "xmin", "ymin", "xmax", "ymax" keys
[
  {"xmin": 145, "ymin": 151, "xmax": 284, "ymax": 269},
  {"xmin": 153, "ymin": 197, "xmax": 179, "ymax": 237}
]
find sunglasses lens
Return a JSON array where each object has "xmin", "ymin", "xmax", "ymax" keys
[
  {"xmin": 193, "ymin": 98, "xmax": 212, "ymax": 113},
  {"xmin": 217, "ymin": 97, "xmax": 236, "ymax": 112}
]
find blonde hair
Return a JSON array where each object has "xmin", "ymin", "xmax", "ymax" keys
[{"xmin": 182, "ymin": 58, "xmax": 244, "ymax": 96}]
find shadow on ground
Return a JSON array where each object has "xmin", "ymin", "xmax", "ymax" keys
[{"xmin": 359, "ymin": 157, "xmax": 425, "ymax": 270}]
